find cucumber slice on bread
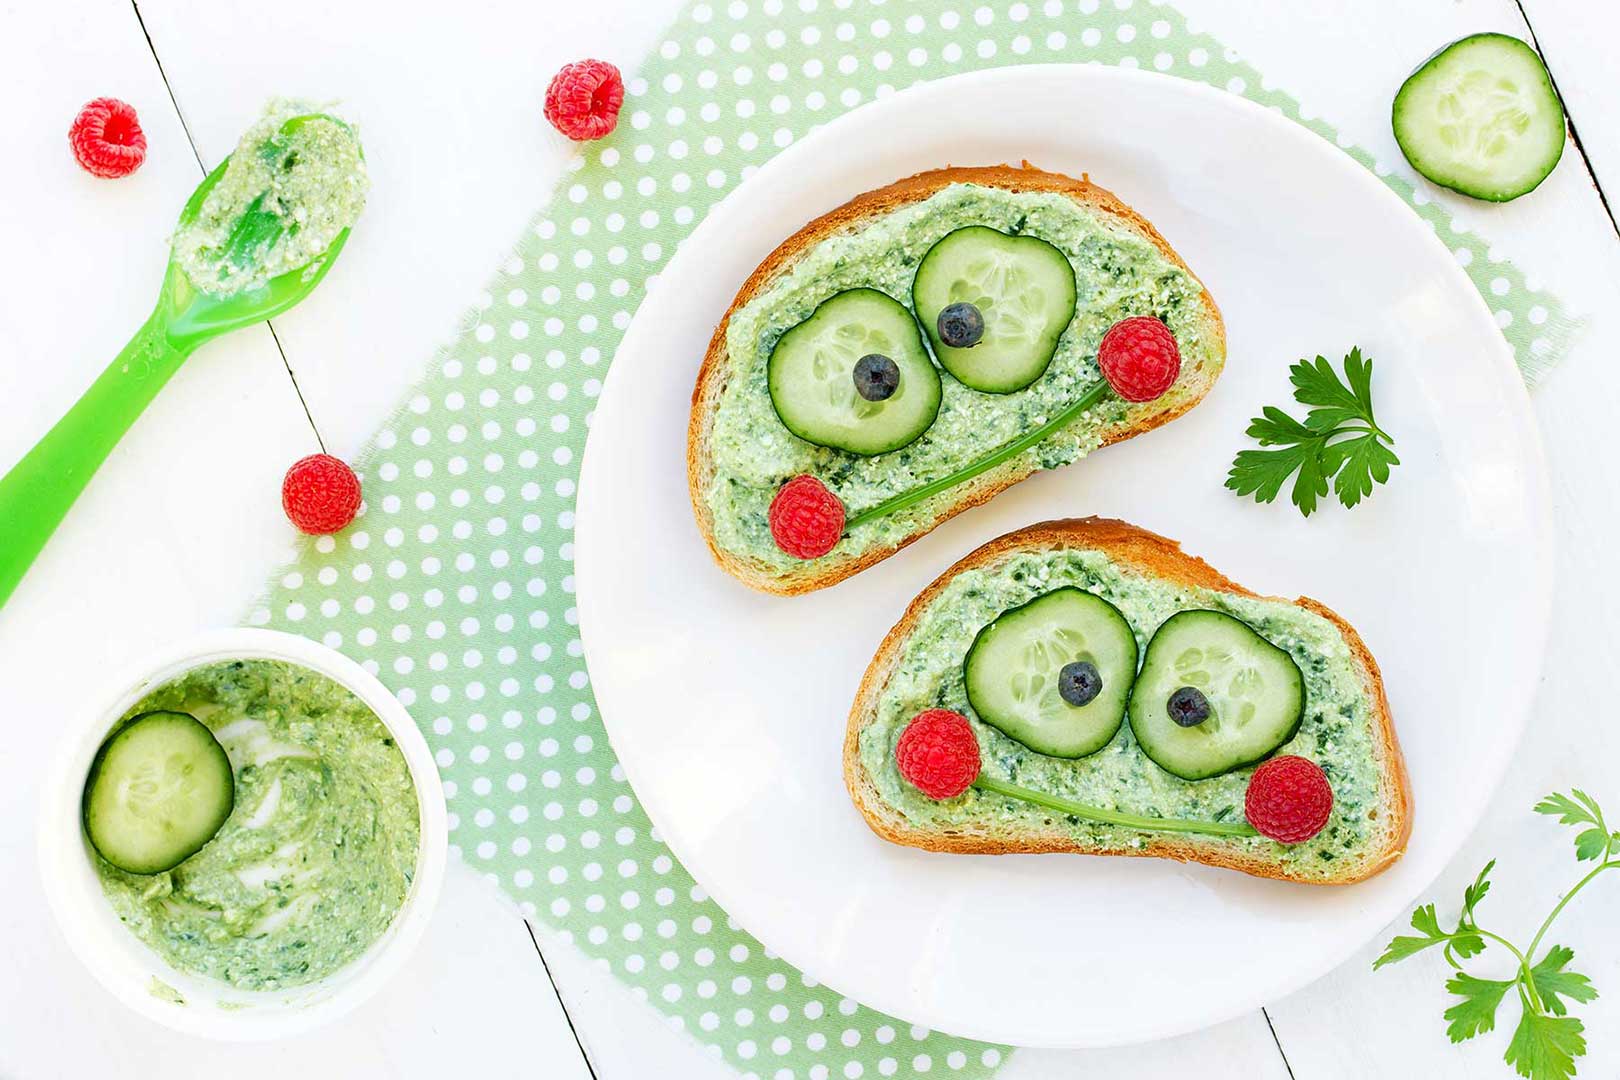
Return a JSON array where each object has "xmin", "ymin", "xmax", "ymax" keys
[
  {"xmin": 1393, "ymin": 33, "xmax": 1565, "ymax": 202},
  {"xmin": 1128, "ymin": 611, "xmax": 1305, "ymax": 781},
  {"xmin": 767, "ymin": 289, "xmax": 942, "ymax": 455},
  {"xmin": 83, "ymin": 710, "xmax": 235, "ymax": 875},
  {"xmin": 964, "ymin": 587, "xmax": 1136, "ymax": 758},
  {"xmin": 913, "ymin": 226, "xmax": 1077, "ymax": 393}
]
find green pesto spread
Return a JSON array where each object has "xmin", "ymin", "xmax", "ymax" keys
[
  {"xmin": 173, "ymin": 100, "xmax": 367, "ymax": 296},
  {"xmin": 147, "ymin": 976, "xmax": 186, "ymax": 1005},
  {"xmin": 94, "ymin": 659, "xmax": 419, "ymax": 991},
  {"xmin": 704, "ymin": 183, "xmax": 1221, "ymax": 572},
  {"xmin": 857, "ymin": 549, "xmax": 1383, "ymax": 878}
]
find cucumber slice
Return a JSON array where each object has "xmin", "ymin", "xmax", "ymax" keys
[
  {"xmin": 1393, "ymin": 33, "xmax": 1566, "ymax": 202},
  {"xmin": 1128, "ymin": 611, "xmax": 1305, "ymax": 781},
  {"xmin": 82, "ymin": 710, "xmax": 235, "ymax": 875},
  {"xmin": 767, "ymin": 288, "xmax": 942, "ymax": 455},
  {"xmin": 964, "ymin": 587, "xmax": 1138, "ymax": 758},
  {"xmin": 913, "ymin": 226, "xmax": 1078, "ymax": 394}
]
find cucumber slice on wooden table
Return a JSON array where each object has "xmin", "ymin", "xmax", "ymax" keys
[
  {"xmin": 965, "ymin": 587, "xmax": 1138, "ymax": 758},
  {"xmin": 1393, "ymin": 33, "xmax": 1566, "ymax": 202},
  {"xmin": 767, "ymin": 288, "xmax": 942, "ymax": 455},
  {"xmin": 913, "ymin": 226, "xmax": 1077, "ymax": 393},
  {"xmin": 82, "ymin": 710, "xmax": 235, "ymax": 874},
  {"xmin": 1128, "ymin": 611, "xmax": 1304, "ymax": 781}
]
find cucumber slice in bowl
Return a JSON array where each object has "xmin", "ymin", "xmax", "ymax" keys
[
  {"xmin": 1393, "ymin": 33, "xmax": 1566, "ymax": 202},
  {"xmin": 964, "ymin": 587, "xmax": 1138, "ymax": 758},
  {"xmin": 767, "ymin": 288, "xmax": 942, "ymax": 455},
  {"xmin": 82, "ymin": 710, "xmax": 235, "ymax": 875},
  {"xmin": 913, "ymin": 226, "xmax": 1078, "ymax": 393},
  {"xmin": 1128, "ymin": 611, "xmax": 1304, "ymax": 781}
]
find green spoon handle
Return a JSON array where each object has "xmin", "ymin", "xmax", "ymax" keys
[{"xmin": 0, "ymin": 313, "xmax": 191, "ymax": 608}]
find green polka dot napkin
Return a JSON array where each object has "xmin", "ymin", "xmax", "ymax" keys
[{"xmin": 251, "ymin": 2, "xmax": 1575, "ymax": 1075}]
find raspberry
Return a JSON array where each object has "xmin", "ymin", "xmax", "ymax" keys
[
  {"xmin": 895, "ymin": 710, "xmax": 981, "ymax": 800},
  {"xmin": 1245, "ymin": 756, "xmax": 1334, "ymax": 844},
  {"xmin": 69, "ymin": 98, "xmax": 147, "ymax": 178},
  {"xmin": 768, "ymin": 475, "xmax": 844, "ymax": 559},
  {"xmin": 544, "ymin": 59, "xmax": 625, "ymax": 141},
  {"xmin": 282, "ymin": 454, "xmax": 363, "ymax": 535},
  {"xmin": 1097, "ymin": 316, "xmax": 1182, "ymax": 402}
]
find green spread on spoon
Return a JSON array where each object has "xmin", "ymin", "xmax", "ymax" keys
[
  {"xmin": 93, "ymin": 659, "xmax": 419, "ymax": 992},
  {"xmin": 172, "ymin": 100, "xmax": 368, "ymax": 296}
]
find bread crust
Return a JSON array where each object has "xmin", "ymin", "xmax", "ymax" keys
[
  {"xmin": 842, "ymin": 517, "xmax": 1412, "ymax": 885},
  {"xmin": 687, "ymin": 164, "xmax": 1226, "ymax": 595}
]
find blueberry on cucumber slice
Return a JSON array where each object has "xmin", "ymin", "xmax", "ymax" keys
[
  {"xmin": 852, "ymin": 352, "xmax": 900, "ymax": 401},
  {"xmin": 767, "ymin": 288, "xmax": 942, "ymax": 455},
  {"xmin": 913, "ymin": 226, "xmax": 1077, "ymax": 394},
  {"xmin": 964, "ymin": 587, "xmax": 1138, "ymax": 758},
  {"xmin": 1128, "ymin": 611, "xmax": 1304, "ymax": 781},
  {"xmin": 1166, "ymin": 686, "xmax": 1212, "ymax": 728},
  {"xmin": 82, "ymin": 710, "xmax": 235, "ymax": 875},
  {"xmin": 936, "ymin": 302, "xmax": 985, "ymax": 349},
  {"xmin": 1393, "ymin": 33, "xmax": 1566, "ymax": 202}
]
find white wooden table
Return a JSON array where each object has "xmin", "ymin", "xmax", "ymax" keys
[{"xmin": 3, "ymin": 1, "xmax": 1618, "ymax": 1077}]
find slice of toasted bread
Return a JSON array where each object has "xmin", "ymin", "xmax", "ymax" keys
[
  {"xmin": 844, "ymin": 518, "xmax": 1411, "ymax": 885},
  {"xmin": 688, "ymin": 164, "xmax": 1226, "ymax": 596}
]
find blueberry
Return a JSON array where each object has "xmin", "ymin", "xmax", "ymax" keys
[
  {"xmin": 1167, "ymin": 686, "xmax": 1211, "ymax": 727},
  {"xmin": 937, "ymin": 302, "xmax": 985, "ymax": 348},
  {"xmin": 1058, "ymin": 661, "xmax": 1102, "ymax": 707},
  {"xmin": 852, "ymin": 353, "xmax": 900, "ymax": 401}
]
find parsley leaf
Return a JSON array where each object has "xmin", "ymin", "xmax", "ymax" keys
[
  {"xmin": 1448, "ymin": 861, "xmax": 1495, "ymax": 964},
  {"xmin": 1445, "ymin": 971, "xmax": 1513, "ymax": 1042},
  {"xmin": 1532, "ymin": 790, "xmax": 1602, "ymax": 829},
  {"xmin": 1532, "ymin": 947, "xmax": 1598, "ymax": 1017},
  {"xmin": 1373, "ymin": 903, "xmax": 1450, "ymax": 968},
  {"xmin": 1329, "ymin": 428, "xmax": 1400, "ymax": 509},
  {"xmin": 1505, "ymin": 1003, "xmax": 1586, "ymax": 1080},
  {"xmin": 1534, "ymin": 791, "xmax": 1615, "ymax": 862},
  {"xmin": 1375, "ymin": 862, "xmax": 1494, "ymax": 969},
  {"xmin": 1295, "ymin": 348, "xmax": 1379, "ymax": 431},
  {"xmin": 1227, "ymin": 347, "xmax": 1398, "ymax": 516}
]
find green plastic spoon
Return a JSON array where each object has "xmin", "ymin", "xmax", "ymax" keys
[{"xmin": 0, "ymin": 116, "xmax": 355, "ymax": 609}]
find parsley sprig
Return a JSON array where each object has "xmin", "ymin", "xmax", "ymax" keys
[
  {"xmin": 1375, "ymin": 789, "xmax": 1620, "ymax": 1080},
  {"xmin": 1227, "ymin": 348, "xmax": 1398, "ymax": 516}
]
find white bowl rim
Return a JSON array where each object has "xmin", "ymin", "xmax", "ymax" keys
[{"xmin": 37, "ymin": 627, "xmax": 448, "ymax": 1041}]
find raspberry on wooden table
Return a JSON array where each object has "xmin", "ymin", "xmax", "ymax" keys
[{"xmin": 69, "ymin": 98, "xmax": 147, "ymax": 178}]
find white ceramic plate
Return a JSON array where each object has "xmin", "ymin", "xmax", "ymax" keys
[{"xmin": 575, "ymin": 65, "xmax": 1551, "ymax": 1048}]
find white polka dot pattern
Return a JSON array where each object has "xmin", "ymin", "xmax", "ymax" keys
[{"xmin": 253, "ymin": 1, "xmax": 1573, "ymax": 1075}]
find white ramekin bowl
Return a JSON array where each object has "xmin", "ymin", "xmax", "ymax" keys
[{"xmin": 38, "ymin": 628, "xmax": 447, "ymax": 1040}]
